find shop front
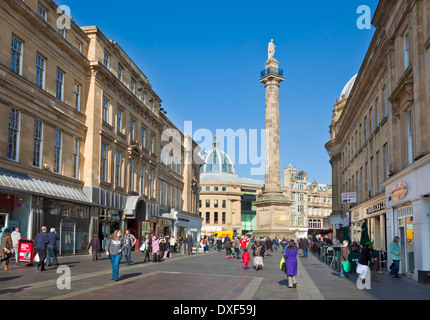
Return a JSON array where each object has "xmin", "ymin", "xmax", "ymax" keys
[
  {"xmin": 290, "ymin": 227, "xmax": 308, "ymax": 240},
  {"xmin": 0, "ymin": 192, "xmax": 32, "ymax": 238},
  {"xmin": 174, "ymin": 211, "xmax": 203, "ymax": 244},
  {"xmin": 97, "ymin": 208, "xmax": 122, "ymax": 251},
  {"xmin": 350, "ymin": 194, "xmax": 387, "ymax": 252},
  {"xmin": 383, "ymin": 154, "xmax": 430, "ymax": 283},
  {"xmin": 0, "ymin": 168, "xmax": 95, "ymax": 255},
  {"xmin": 43, "ymin": 198, "xmax": 93, "ymax": 255}
]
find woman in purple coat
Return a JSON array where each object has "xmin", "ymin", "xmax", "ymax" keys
[{"xmin": 283, "ymin": 240, "xmax": 298, "ymax": 288}]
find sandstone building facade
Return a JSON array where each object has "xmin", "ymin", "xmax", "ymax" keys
[
  {"xmin": 326, "ymin": 0, "xmax": 430, "ymax": 282},
  {"xmin": 284, "ymin": 164, "xmax": 332, "ymax": 239},
  {"xmin": 0, "ymin": 0, "xmax": 201, "ymax": 253}
]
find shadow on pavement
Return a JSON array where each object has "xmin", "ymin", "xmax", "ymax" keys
[
  {"xmin": 118, "ymin": 272, "xmax": 142, "ymax": 281},
  {"xmin": 278, "ymin": 279, "xmax": 289, "ymax": 287},
  {"xmin": 0, "ymin": 275, "xmax": 22, "ymax": 282},
  {"xmin": 0, "ymin": 286, "xmax": 31, "ymax": 295}
]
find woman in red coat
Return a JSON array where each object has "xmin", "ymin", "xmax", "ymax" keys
[{"xmin": 242, "ymin": 248, "xmax": 251, "ymax": 270}]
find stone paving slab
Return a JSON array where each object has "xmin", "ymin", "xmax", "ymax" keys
[{"xmin": 63, "ymin": 272, "xmax": 257, "ymax": 300}]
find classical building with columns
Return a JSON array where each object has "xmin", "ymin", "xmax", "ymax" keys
[
  {"xmin": 326, "ymin": 0, "xmax": 430, "ymax": 283},
  {"xmin": 0, "ymin": 0, "xmax": 201, "ymax": 254}
]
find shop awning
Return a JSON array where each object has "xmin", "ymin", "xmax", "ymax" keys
[
  {"xmin": 0, "ymin": 167, "xmax": 92, "ymax": 205},
  {"xmin": 124, "ymin": 196, "xmax": 148, "ymax": 220}
]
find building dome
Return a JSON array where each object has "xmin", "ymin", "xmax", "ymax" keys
[
  {"xmin": 340, "ymin": 74, "xmax": 357, "ymax": 100},
  {"xmin": 200, "ymin": 138, "xmax": 236, "ymax": 175}
]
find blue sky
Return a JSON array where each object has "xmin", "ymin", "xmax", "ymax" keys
[{"xmin": 62, "ymin": 0, "xmax": 378, "ymax": 184}]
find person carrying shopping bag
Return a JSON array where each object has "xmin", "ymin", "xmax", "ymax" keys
[
  {"xmin": 339, "ymin": 240, "xmax": 350, "ymax": 278},
  {"xmin": 284, "ymin": 240, "xmax": 298, "ymax": 288}
]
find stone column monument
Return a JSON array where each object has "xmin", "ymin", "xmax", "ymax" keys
[{"xmin": 253, "ymin": 40, "xmax": 294, "ymax": 239}]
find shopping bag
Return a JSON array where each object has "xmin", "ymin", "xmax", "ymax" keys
[
  {"xmin": 280, "ymin": 257, "xmax": 286, "ymax": 272},
  {"xmin": 139, "ymin": 243, "xmax": 146, "ymax": 252},
  {"xmin": 33, "ymin": 253, "xmax": 40, "ymax": 262},
  {"xmin": 342, "ymin": 261, "xmax": 351, "ymax": 273}
]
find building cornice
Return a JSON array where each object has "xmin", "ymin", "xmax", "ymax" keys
[
  {"xmin": 5, "ymin": 0, "xmax": 89, "ymax": 68},
  {"xmin": 90, "ymin": 60, "xmax": 164, "ymax": 130}
]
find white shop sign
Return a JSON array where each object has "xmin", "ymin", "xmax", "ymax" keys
[{"xmin": 342, "ymin": 192, "xmax": 357, "ymax": 204}]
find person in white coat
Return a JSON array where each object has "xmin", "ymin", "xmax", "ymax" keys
[{"xmin": 11, "ymin": 226, "xmax": 21, "ymax": 262}]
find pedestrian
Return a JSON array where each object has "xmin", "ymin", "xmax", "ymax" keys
[
  {"xmin": 170, "ymin": 236, "xmax": 177, "ymax": 255},
  {"xmin": 123, "ymin": 229, "xmax": 136, "ymax": 266},
  {"xmin": 46, "ymin": 228, "xmax": 60, "ymax": 267},
  {"xmin": 340, "ymin": 240, "xmax": 350, "ymax": 278},
  {"xmin": 274, "ymin": 237, "xmax": 279, "ymax": 251},
  {"xmin": 11, "ymin": 226, "xmax": 21, "ymax": 263},
  {"xmin": 281, "ymin": 237, "xmax": 288, "ymax": 253},
  {"xmin": 159, "ymin": 236, "xmax": 166, "ymax": 260},
  {"xmin": 265, "ymin": 237, "xmax": 273, "ymax": 256},
  {"xmin": 351, "ymin": 242, "xmax": 360, "ymax": 253},
  {"xmin": 301, "ymin": 238, "xmax": 310, "ymax": 258},
  {"xmin": 389, "ymin": 236, "xmax": 402, "ymax": 279},
  {"xmin": 371, "ymin": 255, "xmax": 381, "ymax": 282},
  {"xmin": 242, "ymin": 248, "xmax": 251, "ymax": 270},
  {"xmin": 143, "ymin": 234, "xmax": 151, "ymax": 262},
  {"xmin": 216, "ymin": 237, "xmax": 222, "ymax": 252},
  {"xmin": 202, "ymin": 236, "xmax": 210, "ymax": 253},
  {"xmin": 284, "ymin": 240, "xmax": 298, "ymax": 288},
  {"xmin": 225, "ymin": 236, "xmax": 232, "ymax": 258},
  {"xmin": 356, "ymin": 241, "xmax": 373, "ymax": 285},
  {"xmin": 185, "ymin": 234, "xmax": 193, "ymax": 255},
  {"xmin": 240, "ymin": 236, "xmax": 248, "ymax": 260},
  {"xmin": 87, "ymin": 234, "xmax": 101, "ymax": 261},
  {"xmin": 105, "ymin": 229, "xmax": 124, "ymax": 281},
  {"xmin": 233, "ymin": 236, "xmax": 240, "ymax": 259},
  {"xmin": 0, "ymin": 228, "xmax": 13, "ymax": 271},
  {"xmin": 152, "ymin": 236, "xmax": 160, "ymax": 262},
  {"xmin": 251, "ymin": 238, "xmax": 264, "ymax": 271},
  {"xmin": 34, "ymin": 226, "xmax": 49, "ymax": 271}
]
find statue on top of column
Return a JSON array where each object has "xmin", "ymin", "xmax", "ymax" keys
[{"xmin": 268, "ymin": 39, "xmax": 276, "ymax": 60}]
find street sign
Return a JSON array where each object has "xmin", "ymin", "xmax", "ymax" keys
[{"xmin": 341, "ymin": 192, "xmax": 357, "ymax": 204}]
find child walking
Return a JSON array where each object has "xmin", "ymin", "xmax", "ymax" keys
[
  {"xmin": 371, "ymin": 256, "xmax": 381, "ymax": 282},
  {"xmin": 242, "ymin": 248, "xmax": 251, "ymax": 270}
]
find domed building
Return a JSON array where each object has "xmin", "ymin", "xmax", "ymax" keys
[
  {"xmin": 328, "ymin": 74, "xmax": 358, "ymax": 141},
  {"xmin": 200, "ymin": 139, "xmax": 236, "ymax": 175},
  {"xmin": 199, "ymin": 138, "xmax": 264, "ymax": 236}
]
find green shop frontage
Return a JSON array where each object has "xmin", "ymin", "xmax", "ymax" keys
[{"xmin": 241, "ymin": 192, "xmax": 257, "ymax": 235}]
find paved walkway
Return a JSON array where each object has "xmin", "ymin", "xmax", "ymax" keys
[{"xmin": 0, "ymin": 246, "xmax": 429, "ymax": 300}]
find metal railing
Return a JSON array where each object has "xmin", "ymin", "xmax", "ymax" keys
[{"xmin": 260, "ymin": 67, "xmax": 284, "ymax": 78}]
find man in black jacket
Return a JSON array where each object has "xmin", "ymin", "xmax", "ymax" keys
[
  {"xmin": 357, "ymin": 241, "xmax": 374, "ymax": 284},
  {"xmin": 34, "ymin": 226, "xmax": 49, "ymax": 271}
]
